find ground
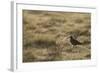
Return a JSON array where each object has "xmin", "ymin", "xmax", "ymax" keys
[{"xmin": 23, "ymin": 10, "xmax": 91, "ymax": 62}]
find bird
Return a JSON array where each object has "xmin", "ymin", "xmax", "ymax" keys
[{"xmin": 69, "ymin": 35, "xmax": 82, "ymax": 48}]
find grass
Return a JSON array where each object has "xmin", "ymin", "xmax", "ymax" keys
[{"xmin": 23, "ymin": 10, "xmax": 91, "ymax": 62}]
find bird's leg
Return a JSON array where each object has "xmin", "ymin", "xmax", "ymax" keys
[{"xmin": 71, "ymin": 45, "xmax": 74, "ymax": 48}]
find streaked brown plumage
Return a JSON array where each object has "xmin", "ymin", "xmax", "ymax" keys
[{"xmin": 70, "ymin": 36, "xmax": 82, "ymax": 46}]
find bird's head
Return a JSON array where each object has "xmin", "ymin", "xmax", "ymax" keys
[
  {"xmin": 70, "ymin": 35, "xmax": 73, "ymax": 39},
  {"xmin": 66, "ymin": 33, "xmax": 77, "ymax": 40}
]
